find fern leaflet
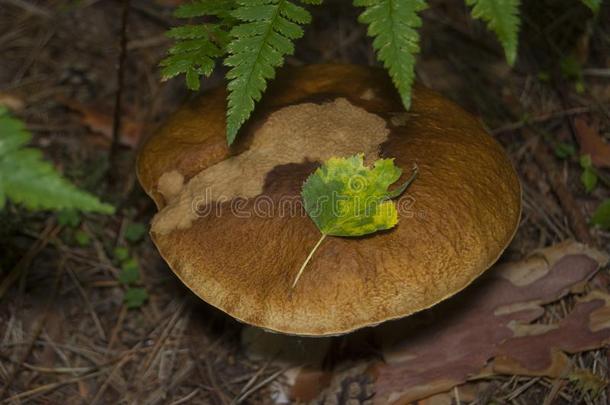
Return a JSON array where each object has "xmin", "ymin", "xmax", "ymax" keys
[
  {"xmin": 160, "ymin": 1, "xmax": 236, "ymax": 91},
  {"xmin": 224, "ymin": 0, "xmax": 317, "ymax": 144},
  {"xmin": 354, "ymin": 0, "xmax": 427, "ymax": 111},
  {"xmin": 466, "ymin": 0, "xmax": 520, "ymax": 66},
  {"xmin": 0, "ymin": 108, "xmax": 114, "ymax": 213},
  {"xmin": 580, "ymin": 0, "xmax": 601, "ymax": 13}
]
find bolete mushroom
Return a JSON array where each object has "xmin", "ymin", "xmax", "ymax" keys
[{"xmin": 137, "ymin": 64, "xmax": 521, "ymax": 336}]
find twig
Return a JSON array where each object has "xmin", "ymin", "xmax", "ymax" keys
[
  {"xmin": 0, "ymin": 258, "xmax": 65, "ymax": 399},
  {"xmin": 138, "ymin": 300, "xmax": 186, "ymax": 377},
  {"xmin": 12, "ymin": 28, "xmax": 55, "ymax": 85},
  {"xmin": 89, "ymin": 353, "xmax": 134, "ymax": 405},
  {"xmin": 553, "ymin": 78, "xmax": 581, "ymax": 147},
  {"xmin": 108, "ymin": 0, "xmax": 131, "ymax": 178},
  {"xmin": 67, "ymin": 269, "xmax": 107, "ymax": 341},
  {"xmin": 107, "ymin": 304, "xmax": 127, "ymax": 351},
  {"xmin": 128, "ymin": 301, "xmax": 187, "ymax": 402},
  {"xmin": 532, "ymin": 134, "xmax": 594, "ymax": 246},
  {"xmin": 235, "ymin": 368, "xmax": 287, "ymax": 404},
  {"xmin": 1, "ymin": 0, "xmax": 51, "ymax": 18},
  {"xmin": 0, "ymin": 220, "xmax": 59, "ymax": 299},
  {"xmin": 542, "ymin": 359, "xmax": 574, "ymax": 405},
  {"xmin": 2, "ymin": 369, "xmax": 106, "ymax": 403},
  {"xmin": 506, "ymin": 377, "xmax": 540, "ymax": 400},
  {"xmin": 204, "ymin": 356, "xmax": 230, "ymax": 405},
  {"xmin": 169, "ymin": 389, "xmax": 200, "ymax": 405},
  {"xmin": 583, "ymin": 68, "xmax": 610, "ymax": 78},
  {"xmin": 492, "ymin": 107, "xmax": 590, "ymax": 135},
  {"xmin": 522, "ymin": 186, "xmax": 570, "ymax": 240},
  {"xmin": 235, "ymin": 358, "xmax": 274, "ymax": 400}
]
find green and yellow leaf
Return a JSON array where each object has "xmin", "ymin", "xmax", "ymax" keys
[
  {"xmin": 302, "ymin": 154, "xmax": 414, "ymax": 236},
  {"xmin": 294, "ymin": 154, "xmax": 417, "ymax": 287}
]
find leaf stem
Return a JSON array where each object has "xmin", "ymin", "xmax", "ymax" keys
[{"xmin": 292, "ymin": 233, "xmax": 327, "ymax": 289}]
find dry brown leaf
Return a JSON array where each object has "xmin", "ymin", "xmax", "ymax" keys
[
  {"xmin": 291, "ymin": 367, "xmax": 333, "ymax": 402},
  {"xmin": 574, "ymin": 116, "xmax": 610, "ymax": 168},
  {"xmin": 58, "ymin": 98, "xmax": 144, "ymax": 148},
  {"xmin": 0, "ymin": 92, "xmax": 25, "ymax": 111}
]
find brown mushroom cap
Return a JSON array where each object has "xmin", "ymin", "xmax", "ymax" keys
[{"xmin": 137, "ymin": 64, "xmax": 521, "ymax": 336}]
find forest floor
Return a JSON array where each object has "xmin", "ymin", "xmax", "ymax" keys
[{"xmin": 0, "ymin": 0, "xmax": 609, "ymax": 404}]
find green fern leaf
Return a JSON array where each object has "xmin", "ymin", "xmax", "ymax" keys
[
  {"xmin": 580, "ymin": 0, "xmax": 601, "ymax": 13},
  {"xmin": 354, "ymin": 0, "xmax": 427, "ymax": 111},
  {"xmin": 466, "ymin": 0, "xmax": 520, "ymax": 65},
  {"xmin": 224, "ymin": 0, "xmax": 316, "ymax": 144},
  {"xmin": 160, "ymin": 1, "xmax": 236, "ymax": 91},
  {"xmin": 0, "ymin": 108, "xmax": 114, "ymax": 213}
]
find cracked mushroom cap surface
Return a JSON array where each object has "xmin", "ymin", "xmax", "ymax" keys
[{"xmin": 137, "ymin": 64, "xmax": 521, "ymax": 336}]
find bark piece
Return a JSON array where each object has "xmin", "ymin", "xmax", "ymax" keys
[{"xmin": 369, "ymin": 241, "xmax": 608, "ymax": 403}]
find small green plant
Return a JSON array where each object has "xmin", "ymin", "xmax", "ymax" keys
[
  {"xmin": 57, "ymin": 209, "xmax": 83, "ymax": 227},
  {"xmin": 161, "ymin": 0, "xmax": 602, "ymax": 145},
  {"xmin": 579, "ymin": 155, "xmax": 598, "ymax": 193},
  {"xmin": 0, "ymin": 107, "xmax": 114, "ymax": 214},
  {"xmin": 124, "ymin": 287, "xmax": 149, "ymax": 309},
  {"xmin": 553, "ymin": 142, "xmax": 576, "ymax": 159},
  {"xmin": 113, "ymin": 246, "xmax": 149, "ymax": 309},
  {"xmin": 591, "ymin": 199, "xmax": 610, "ymax": 229},
  {"xmin": 113, "ymin": 246, "xmax": 130, "ymax": 261},
  {"xmin": 55, "ymin": 209, "xmax": 93, "ymax": 247},
  {"xmin": 124, "ymin": 222, "xmax": 147, "ymax": 244},
  {"xmin": 74, "ymin": 229, "xmax": 92, "ymax": 247},
  {"xmin": 118, "ymin": 258, "xmax": 140, "ymax": 284},
  {"xmin": 561, "ymin": 55, "xmax": 586, "ymax": 93}
]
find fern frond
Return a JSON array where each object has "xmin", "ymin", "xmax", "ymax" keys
[
  {"xmin": 160, "ymin": 1, "xmax": 237, "ymax": 91},
  {"xmin": 224, "ymin": 0, "xmax": 316, "ymax": 144},
  {"xmin": 466, "ymin": 0, "xmax": 520, "ymax": 66},
  {"xmin": 580, "ymin": 0, "xmax": 601, "ymax": 13},
  {"xmin": 354, "ymin": 0, "xmax": 427, "ymax": 111},
  {"xmin": 0, "ymin": 108, "xmax": 114, "ymax": 213}
]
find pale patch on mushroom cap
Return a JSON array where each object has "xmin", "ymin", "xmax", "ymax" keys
[
  {"xmin": 151, "ymin": 98, "xmax": 388, "ymax": 235},
  {"xmin": 360, "ymin": 88, "xmax": 377, "ymax": 100},
  {"xmin": 157, "ymin": 170, "xmax": 184, "ymax": 203}
]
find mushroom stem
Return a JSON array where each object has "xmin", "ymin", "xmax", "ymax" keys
[{"xmin": 292, "ymin": 233, "xmax": 327, "ymax": 288}]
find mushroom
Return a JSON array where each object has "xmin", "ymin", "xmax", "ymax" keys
[{"xmin": 137, "ymin": 64, "xmax": 521, "ymax": 336}]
